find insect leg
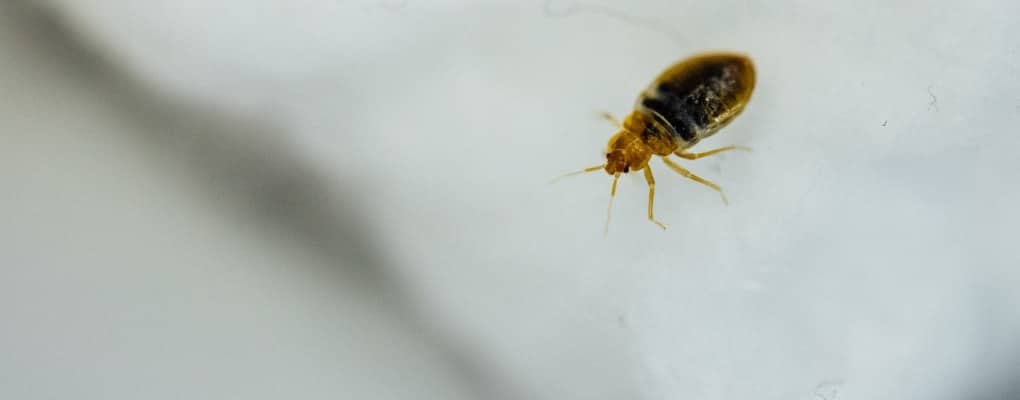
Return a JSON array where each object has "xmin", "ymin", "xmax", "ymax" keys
[
  {"xmin": 605, "ymin": 173, "xmax": 621, "ymax": 236},
  {"xmin": 643, "ymin": 166, "xmax": 667, "ymax": 229},
  {"xmin": 661, "ymin": 157, "xmax": 729, "ymax": 205},
  {"xmin": 599, "ymin": 112, "xmax": 623, "ymax": 128},
  {"xmin": 675, "ymin": 145, "xmax": 751, "ymax": 160}
]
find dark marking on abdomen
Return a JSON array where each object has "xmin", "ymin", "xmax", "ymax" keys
[
  {"xmin": 640, "ymin": 96, "xmax": 697, "ymax": 141},
  {"xmin": 640, "ymin": 58, "xmax": 750, "ymax": 143}
]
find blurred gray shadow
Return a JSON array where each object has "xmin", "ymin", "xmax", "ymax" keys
[{"xmin": 3, "ymin": 2, "xmax": 528, "ymax": 399}]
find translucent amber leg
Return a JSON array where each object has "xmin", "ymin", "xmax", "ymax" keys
[
  {"xmin": 674, "ymin": 145, "xmax": 751, "ymax": 160},
  {"xmin": 643, "ymin": 166, "xmax": 667, "ymax": 229},
  {"xmin": 661, "ymin": 157, "xmax": 728, "ymax": 205}
]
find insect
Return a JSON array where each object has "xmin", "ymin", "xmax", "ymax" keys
[{"xmin": 556, "ymin": 51, "xmax": 755, "ymax": 232}]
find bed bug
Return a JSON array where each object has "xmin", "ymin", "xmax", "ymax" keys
[{"xmin": 555, "ymin": 52, "xmax": 755, "ymax": 232}]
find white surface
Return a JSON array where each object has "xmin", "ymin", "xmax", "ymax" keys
[{"xmin": 4, "ymin": 0, "xmax": 1020, "ymax": 399}]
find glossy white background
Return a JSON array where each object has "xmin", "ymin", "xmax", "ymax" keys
[{"xmin": 2, "ymin": 1, "xmax": 1019, "ymax": 399}]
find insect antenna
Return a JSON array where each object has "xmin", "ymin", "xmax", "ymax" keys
[
  {"xmin": 549, "ymin": 164, "xmax": 605, "ymax": 184},
  {"xmin": 605, "ymin": 172, "xmax": 620, "ymax": 236}
]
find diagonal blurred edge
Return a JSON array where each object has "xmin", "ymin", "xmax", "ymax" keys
[{"xmin": 1, "ymin": 2, "xmax": 532, "ymax": 399}]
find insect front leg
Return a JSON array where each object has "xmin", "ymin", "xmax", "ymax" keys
[{"xmin": 643, "ymin": 166, "xmax": 667, "ymax": 229}]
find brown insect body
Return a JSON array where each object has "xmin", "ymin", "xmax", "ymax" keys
[
  {"xmin": 558, "ymin": 52, "xmax": 755, "ymax": 232},
  {"xmin": 606, "ymin": 52, "xmax": 755, "ymax": 175}
]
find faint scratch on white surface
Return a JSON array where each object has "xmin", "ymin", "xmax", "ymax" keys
[
  {"xmin": 927, "ymin": 85, "xmax": 938, "ymax": 111},
  {"xmin": 881, "ymin": 119, "xmax": 888, "ymax": 127},
  {"xmin": 543, "ymin": 0, "xmax": 685, "ymax": 43},
  {"xmin": 813, "ymin": 380, "xmax": 844, "ymax": 400}
]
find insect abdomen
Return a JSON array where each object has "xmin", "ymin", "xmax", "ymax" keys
[{"xmin": 637, "ymin": 53, "xmax": 755, "ymax": 147}]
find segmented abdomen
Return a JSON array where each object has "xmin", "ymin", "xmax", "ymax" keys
[{"xmin": 638, "ymin": 54, "xmax": 755, "ymax": 146}]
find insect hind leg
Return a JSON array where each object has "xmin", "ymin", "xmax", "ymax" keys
[{"xmin": 661, "ymin": 157, "xmax": 729, "ymax": 205}]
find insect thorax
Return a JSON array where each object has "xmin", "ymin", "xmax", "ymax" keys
[{"xmin": 623, "ymin": 110, "xmax": 686, "ymax": 156}]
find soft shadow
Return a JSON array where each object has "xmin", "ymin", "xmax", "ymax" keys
[{"xmin": 4, "ymin": 2, "xmax": 529, "ymax": 399}]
